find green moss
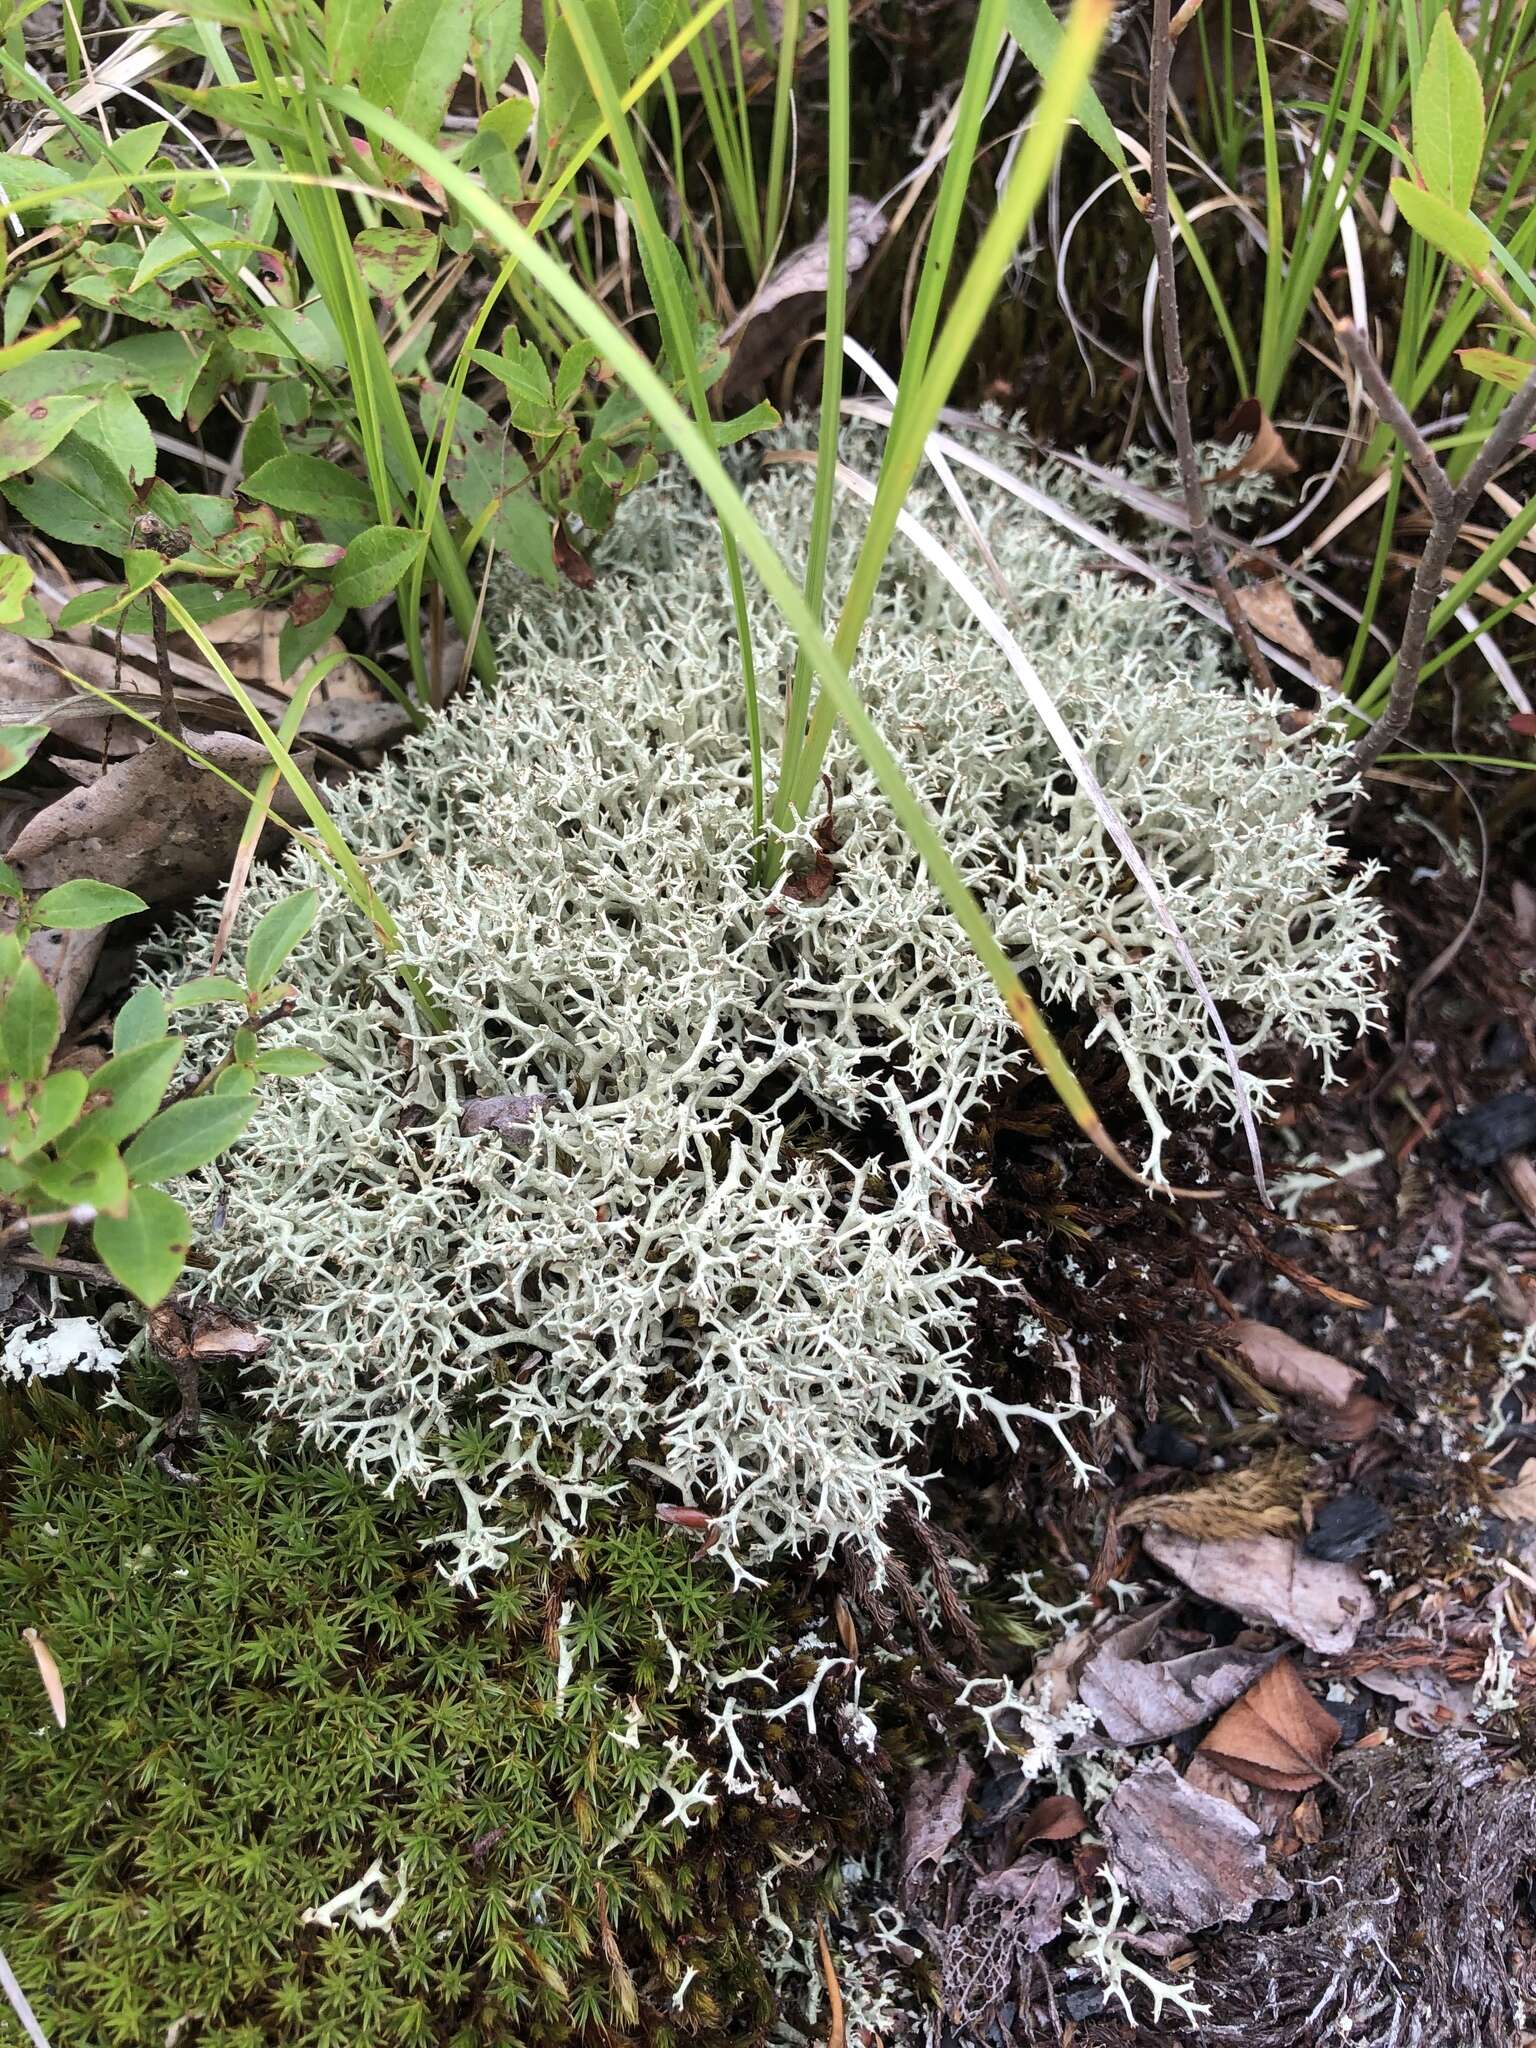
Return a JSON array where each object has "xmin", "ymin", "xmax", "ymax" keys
[{"xmin": 0, "ymin": 1380, "xmax": 800, "ymax": 2048}]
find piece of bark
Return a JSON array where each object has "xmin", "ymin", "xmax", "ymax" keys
[
  {"xmin": 1101, "ymin": 1756, "xmax": 1290, "ymax": 1932},
  {"xmin": 1141, "ymin": 1527, "xmax": 1376, "ymax": 1654}
]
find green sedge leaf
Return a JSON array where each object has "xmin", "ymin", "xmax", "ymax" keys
[{"xmin": 0, "ymin": 315, "xmax": 81, "ymax": 377}]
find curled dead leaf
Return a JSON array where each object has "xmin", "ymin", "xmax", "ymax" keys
[
  {"xmin": 1077, "ymin": 1599, "xmax": 1280, "ymax": 1746},
  {"xmin": 1016, "ymin": 1792, "xmax": 1089, "ymax": 1848},
  {"xmin": 1232, "ymin": 583, "xmax": 1342, "ymax": 691},
  {"xmin": 900, "ymin": 1759, "xmax": 974, "ymax": 1902},
  {"xmin": 1490, "ymin": 1457, "xmax": 1536, "ymax": 1523},
  {"xmin": 971, "ymin": 1852, "xmax": 1078, "ymax": 1950},
  {"xmin": 187, "ymin": 1307, "xmax": 271, "ymax": 1365},
  {"xmin": 721, "ymin": 198, "xmax": 888, "ymax": 402}
]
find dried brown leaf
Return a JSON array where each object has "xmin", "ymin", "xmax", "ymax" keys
[
  {"xmin": 1101, "ymin": 1756, "xmax": 1290, "ymax": 1932},
  {"xmin": 1356, "ymin": 1665, "xmax": 1478, "ymax": 1737},
  {"xmin": 1490, "ymin": 1457, "xmax": 1536, "ymax": 1522},
  {"xmin": 1016, "ymin": 1793, "xmax": 1089, "ymax": 1848},
  {"xmin": 1078, "ymin": 1600, "xmax": 1280, "ymax": 1745},
  {"xmin": 1198, "ymin": 1656, "xmax": 1340, "ymax": 1791},
  {"xmin": 721, "ymin": 198, "xmax": 887, "ymax": 401},
  {"xmin": 1141, "ymin": 1527, "xmax": 1376, "ymax": 1654},
  {"xmin": 972, "ymin": 1852, "xmax": 1077, "ymax": 1950},
  {"xmin": 1215, "ymin": 398, "xmax": 1299, "ymax": 479},
  {"xmin": 1227, "ymin": 1319, "xmax": 1361, "ymax": 1412},
  {"xmin": 187, "ymin": 1307, "xmax": 270, "ymax": 1365},
  {"xmin": 1232, "ymin": 584, "xmax": 1342, "ymax": 690},
  {"xmin": 5, "ymin": 734, "xmax": 310, "ymax": 906}
]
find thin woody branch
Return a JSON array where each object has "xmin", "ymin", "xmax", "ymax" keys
[
  {"xmin": 1146, "ymin": 0, "xmax": 1276, "ymax": 696},
  {"xmin": 1337, "ymin": 321, "xmax": 1536, "ymax": 774}
]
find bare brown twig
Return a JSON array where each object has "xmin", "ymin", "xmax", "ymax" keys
[
  {"xmin": 1336, "ymin": 322, "xmax": 1536, "ymax": 774},
  {"xmin": 1146, "ymin": 0, "xmax": 1276, "ymax": 695}
]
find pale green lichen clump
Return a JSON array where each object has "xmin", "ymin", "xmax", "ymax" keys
[{"xmin": 167, "ymin": 428, "xmax": 1389, "ymax": 1578}]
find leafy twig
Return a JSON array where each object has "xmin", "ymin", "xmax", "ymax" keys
[
  {"xmin": 1146, "ymin": 0, "xmax": 1276, "ymax": 694},
  {"xmin": 1336, "ymin": 323, "xmax": 1536, "ymax": 773}
]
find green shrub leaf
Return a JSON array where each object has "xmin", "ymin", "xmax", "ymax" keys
[
  {"xmin": 1391, "ymin": 177, "xmax": 1491, "ymax": 275},
  {"xmin": 241, "ymin": 453, "xmax": 374, "ymax": 522},
  {"xmin": 1, "ymin": 960, "xmax": 61, "ymax": 1082},
  {"xmin": 252, "ymin": 1045, "xmax": 328, "ymax": 1076},
  {"xmin": 80, "ymin": 1038, "xmax": 184, "ymax": 1144},
  {"xmin": 35, "ymin": 1130, "xmax": 129, "ymax": 1212},
  {"xmin": 9, "ymin": 1068, "xmax": 87, "ymax": 1161},
  {"xmin": 0, "ymin": 724, "xmax": 48, "ymax": 780},
  {"xmin": 245, "ymin": 888, "xmax": 319, "ymax": 994},
  {"xmin": 1413, "ymin": 13, "xmax": 1484, "ymax": 211},
  {"xmin": 1006, "ymin": 0, "xmax": 1125, "ymax": 172},
  {"xmin": 114, "ymin": 986, "xmax": 170, "ymax": 1054},
  {"xmin": 32, "ymin": 879, "xmax": 149, "ymax": 930},
  {"xmin": 333, "ymin": 525, "xmax": 426, "ymax": 611},
  {"xmin": 93, "ymin": 1186, "xmax": 192, "ymax": 1305},
  {"xmin": 168, "ymin": 975, "xmax": 249, "ymax": 1009},
  {"xmin": 0, "ymin": 391, "xmax": 100, "ymax": 486},
  {"xmin": 1459, "ymin": 346, "xmax": 1533, "ymax": 390},
  {"xmin": 123, "ymin": 1095, "xmax": 258, "ymax": 1183}
]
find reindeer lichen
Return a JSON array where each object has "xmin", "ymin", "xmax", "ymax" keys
[{"xmin": 161, "ymin": 427, "xmax": 1389, "ymax": 1579}]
